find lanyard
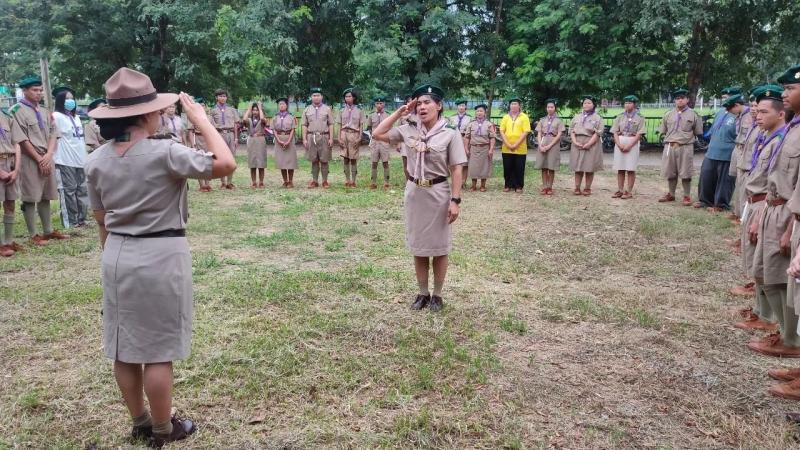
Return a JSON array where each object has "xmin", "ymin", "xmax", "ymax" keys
[
  {"xmin": 217, "ymin": 104, "xmax": 226, "ymax": 125},
  {"xmin": 545, "ymin": 115, "xmax": 555, "ymax": 134},
  {"xmin": 67, "ymin": 114, "xmax": 83, "ymax": 138},
  {"xmin": 623, "ymin": 111, "xmax": 637, "ymax": 133}
]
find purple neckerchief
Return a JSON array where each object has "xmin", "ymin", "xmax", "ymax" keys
[
  {"xmin": 672, "ymin": 107, "xmax": 689, "ymax": 132},
  {"xmin": 623, "ymin": 110, "xmax": 637, "ymax": 133},
  {"xmin": 169, "ymin": 116, "xmax": 177, "ymax": 134},
  {"xmin": 217, "ymin": 104, "xmax": 226, "ymax": 125},
  {"xmin": 545, "ymin": 115, "xmax": 556, "ymax": 134},
  {"xmin": 345, "ymin": 105, "xmax": 355, "ymax": 127},
  {"xmin": 456, "ymin": 113, "xmax": 466, "ymax": 130},
  {"xmin": 475, "ymin": 118, "xmax": 485, "ymax": 136},
  {"xmin": 748, "ymin": 132, "xmax": 768, "ymax": 174},
  {"xmin": 581, "ymin": 110, "xmax": 595, "ymax": 125},
  {"xmin": 411, "ymin": 118, "xmax": 449, "ymax": 180},
  {"xmin": 19, "ymin": 98, "xmax": 45, "ymax": 130},
  {"xmin": 768, "ymin": 116, "xmax": 800, "ymax": 172},
  {"xmin": 250, "ymin": 116, "xmax": 261, "ymax": 136},
  {"xmin": 0, "ymin": 120, "xmax": 8, "ymax": 142},
  {"xmin": 709, "ymin": 111, "xmax": 730, "ymax": 136},
  {"xmin": 277, "ymin": 111, "xmax": 289, "ymax": 130}
]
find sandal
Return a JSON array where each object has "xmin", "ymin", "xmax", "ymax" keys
[
  {"xmin": 479, "ymin": 187, "xmax": 487, "ymax": 192},
  {"xmin": 582, "ymin": 188, "xmax": 592, "ymax": 196},
  {"xmin": 573, "ymin": 188, "xmax": 582, "ymax": 196},
  {"xmin": 621, "ymin": 192, "xmax": 633, "ymax": 199},
  {"xmin": 612, "ymin": 191, "xmax": 623, "ymax": 198}
]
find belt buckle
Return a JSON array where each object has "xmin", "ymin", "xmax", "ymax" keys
[{"xmin": 417, "ymin": 178, "xmax": 432, "ymax": 187}]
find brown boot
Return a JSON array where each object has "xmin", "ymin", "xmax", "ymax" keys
[
  {"xmin": 768, "ymin": 367, "xmax": 800, "ymax": 382},
  {"xmin": 769, "ymin": 378, "xmax": 800, "ymax": 400},
  {"xmin": 44, "ymin": 230, "xmax": 70, "ymax": 240},
  {"xmin": 30, "ymin": 234, "xmax": 49, "ymax": 246},
  {"xmin": 0, "ymin": 245, "xmax": 14, "ymax": 257},
  {"xmin": 658, "ymin": 193, "xmax": 675, "ymax": 203},
  {"xmin": 149, "ymin": 417, "xmax": 196, "ymax": 449},
  {"xmin": 748, "ymin": 333, "xmax": 800, "ymax": 358}
]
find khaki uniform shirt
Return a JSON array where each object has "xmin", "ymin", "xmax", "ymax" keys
[
  {"xmin": 302, "ymin": 104, "xmax": 333, "ymax": 134},
  {"xmin": 336, "ymin": 105, "xmax": 366, "ymax": 131},
  {"xmin": 386, "ymin": 121, "xmax": 468, "ymax": 179},
  {"xmin": 209, "ymin": 104, "xmax": 239, "ymax": 130},
  {"xmin": 744, "ymin": 132, "xmax": 779, "ymax": 197},
  {"xmin": 658, "ymin": 108, "xmax": 702, "ymax": 145},
  {"xmin": 85, "ymin": 138, "xmax": 214, "ymax": 234},
  {"xmin": 610, "ymin": 111, "xmax": 646, "ymax": 136},
  {"xmin": 767, "ymin": 122, "xmax": 800, "ymax": 202},
  {"xmin": 535, "ymin": 115, "xmax": 565, "ymax": 137},
  {"xmin": 465, "ymin": 119, "xmax": 495, "ymax": 146},
  {"xmin": 570, "ymin": 112, "xmax": 603, "ymax": 137},
  {"xmin": 84, "ymin": 119, "xmax": 105, "ymax": 152},
  {"xmin": 0, "ymin": 113, "xmax": 15, "ymax": 155},
  {"xmin": 9, "ymin": 101, "xmax": 60, "ymax": 154},
  {"xmin": 449, "ymin": 113, "xmax": 472, "ymax": 135}
]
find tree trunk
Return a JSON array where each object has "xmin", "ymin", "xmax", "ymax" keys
[
  {"xmin": 685, "ymin": 22, "xmax": 710, "ymax": 108},
  {"xmin": 487, "ymin": 0, "xmax": 503, "ymax": 120}
]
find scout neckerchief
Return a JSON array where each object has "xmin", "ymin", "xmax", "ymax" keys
[
  {"xmin": 375, "ymin": 110, "xmax": 384, "ymax": 125},
  {"xmin": 768, "ymin": 116, "xmax": 800, "ymax": 172},
  {"xmin": 748, "ymin": 132, "xmax": 769, "ymax": 174},
  {"xmin": 19, "ymin": 98, "xmax": 45, "ymax": 130},
  {"xmin": 545, "ymin": 114, "xmax": 556, "ymax": 135},
  {"xmin": 216, "ymin": 103, "xmax": 226, "ymax": 125},
  {"xmin": 250, "ymin": 116, "xmax": 261, "ymax": 136},
  {"xmin": 581, "ymin": 109, "xmax": 595, "ymax": 125},
  {"xmin": 475, "ymin": 117, "xmax": 485, "ymax": 136},
  {"xmin": 736, "ymin": 107, "xmax": 750, "ymax": 132},
  {"xmin": 623, "ymin": 110, "xmax": 638, "ymax": 133},
  {"xmin": 276, "ymin": 111, "xmax": 289, "ymax": 131},
  {"xmin": 410, "ymin": 118, "xmax": 448, "ymax": 181},
  {"xmin": 344, "ymin": 104, "xmax": 356, "ymax": 128},
  {"xmin": 161, "ymin": 115, "xmax": 177, "ymax": 134},
  {"xmin": 672, "ymin": 106, "xmax": 689, "ymax": 132},
  {"xmin": 67, "ymin": 112, "xmax": 83, "ymax": 138},
  {"xmin": 456, "ymin": 112, "xmax": 466, "ymax": 130}
]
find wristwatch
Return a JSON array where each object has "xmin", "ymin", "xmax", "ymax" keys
[{"xmin": 450, "ymin": 197, "xmax": 462, "ymax": 205}]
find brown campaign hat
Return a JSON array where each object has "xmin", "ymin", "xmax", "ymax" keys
[{"xmin": 89, "ymin": 68, "xmax": 178, "ymax": 119}]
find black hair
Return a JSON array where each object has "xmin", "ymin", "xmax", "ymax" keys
[
  {"xmin": 97, "ymin": 115, "xmax": 145, "ymax": 140},
  {"xmin": 251, "ymin": 102, "xmax": 259, "ymax": 110},
  {"xmin": 758, "ymin": 98, "xmax": 784, "ymax": 112},
  {"xmin": 54, "ymin": 91, "xmax": 73, "ymax": 116}
]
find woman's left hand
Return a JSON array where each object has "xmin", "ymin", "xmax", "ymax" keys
[{"xmin": 448, "ymin": 202, "xmax": 460, "ymax": 224}]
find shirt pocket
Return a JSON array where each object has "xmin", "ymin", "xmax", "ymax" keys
[
  {"xmin": 680, "ymin": 117, "xmax": 696, "ymax": 133},
  {"xmin": 782, "ymin": 145, "xmax": 800, "ymax": 174}
]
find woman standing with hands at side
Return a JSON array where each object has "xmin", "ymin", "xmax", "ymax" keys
[
  {"xmin": 85, "ymin": 68, "xmax": 235, "ymax": 447},
  {"xmin": 534, "ymin": 98, "xmax": 565, "ymax": 195},
  {"xmin": 569, "ymin": 95, "xmax": 604, "ymax": 196},
  {"xmin": 372, "ymin": 84, "xmax": 467, "ymax": 312}
]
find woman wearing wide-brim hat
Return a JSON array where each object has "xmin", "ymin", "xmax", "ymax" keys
[{"xmin": 85, "ymin": 67, "xmax": 235, "ymax": 447}]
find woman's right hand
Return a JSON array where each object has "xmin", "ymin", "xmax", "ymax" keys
[
  {"xmin": 179, "ymin": 93, "xmax": 209, "ymax": 126},
  {"xmin": 748, "ymin": 222, "xmax": 759, "ymax": 245}
]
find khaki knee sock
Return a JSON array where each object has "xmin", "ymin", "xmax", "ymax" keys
[
  {"xmin": 321, "ymin": 164, "xmax": 329, "ymax": 182},
  {"xmin": 152, "ymin": 419, "xmax": 173, "ymax": 437},
  {"xmin": 22, "ymin": 202, "xmax": 37, "ymax": 236},
  {"xmin": 3, "ymin": 213, "xmax": 13, "ymax": 245},
  {"xmin": 133, "ymin": 411, "xmax": 152, "ymax": 428},
  {"xmin": 668, "ymin": 179, "xmax": 677, "ymax": 196},
  {"xmin": 681, "ymin": 179, "xmax": 691, "ymax": 197},
  {"xmin": 37, "ymin": 202, "xmax": 53, "ymax": 235},
  {"xmin": 312, "ymin": 163, "xmax": 320, "ymax": 182}
]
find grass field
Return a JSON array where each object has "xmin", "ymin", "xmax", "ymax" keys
[{"xmin": 2, "ymin": 151, "xmax": 797, "ymax": 449}]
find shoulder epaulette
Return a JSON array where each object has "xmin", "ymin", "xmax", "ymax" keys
[{"xmin": 8, "ymin": 103, "xmax": 21, "ymax": 115}]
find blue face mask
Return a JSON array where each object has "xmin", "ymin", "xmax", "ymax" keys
[{"xmin": 64, "ymin": 99, "xmax": 76, "ymax": 111}]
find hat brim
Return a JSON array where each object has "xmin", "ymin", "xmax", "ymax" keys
[{"xmin": 89, "ymin": 93, "xmax": 179, "ymax": 119}]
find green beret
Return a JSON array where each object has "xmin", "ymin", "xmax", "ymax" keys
[
  {"xmin": 672, "ymin": 88, "xmax": 689, "ymax": 98},
  {"xmin": 581, "ymin": 94, "xmax": 598, "ymax": 104},
  {"xmin": 276, "ymin": 97, "xmax": 289, "ymax": 104},
  {"xmin": 777, "ymin": 64, "xmax": 800, "ymax": 85},
  {"xmin": 342, "ymin": 87, "xmax": 356, "ymax": 97},
  {"xmin": 214, "ymin": 88, "xmax": 227, "ymax": 96},
  {"xmin": 507, "ymin": 96, "xmax": 522, "ymax": 104},
  {"xmin": 722, "ymin": 94, "xmax": 745, "ymax": 108},
  {"xmin": 455, "ymin": 99, "xmax": 467, "ymax": 106},
  {"xmin": 545, "ymin": 98, "xmax": 558, "ymax": 106},
  {"xmin": 412, "ymin": 84, "xmax": 445, "ymax": 99},
  {"xmin": 52, "ymin": 86, "xmax": 74, "ymax": 97},
  {"xmin": 622, "ymin": 95, "xmax": 639, "ymax": 103},
  {"xmin": 721, "ymin": 86, "xmax": 742, "ymax": 96},
  {"xmin": 752, "ymin": 85, "xmax": 784, "ymax": 102},
  {"xmin": 18, "ymin": 76, "xmax": 42, "ymax": 89},
  {"xmin": 373, "ymin": 96, "xmax": 387, "ymax": 102},
  {"xmin": 310, "ymin": 87, "xmax": 322, "ymax": 94},
  {"xmin": 474, "ymin": 104, "xmax": 487, "ymax": 110},
  {"xmin": 88, "ymin": 98, "xmax": 106, "ymax": 111}
]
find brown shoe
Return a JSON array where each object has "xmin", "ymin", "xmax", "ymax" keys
[
  {"xmin": 621, "ymin": 192, "xmax": 633, "ymax": 199},
  {"xmin": 479, "ymin": 187, "xmax": 487, "ymax": 192},
  {"xmin": 250, "ymin": 183, "xmax": 257, "ymax": 189},
  {"xmin": 0, "ymin": 245, "xmax": 14, "ymax": 257},
  {"xmin": 226, "ymin": 183, "xmax": 235, "ymax": 190},
  {"xmin": 582, "ymin": 188, "xmax": 591, "ymax": 196},
  {"xmin": 383, "ymin": 183, "xmax": 390, "ymax": 189},
  {"xmin": 658, "ymin": 193, "xmax": 675, "ymax": 203},
  {"xmin": 308, "ymin": 181, "xmax": 319, "ymax": 189},
  {"xmin": 322, "ymin": 181, "xmax": 330, "ymax": 189},
  {"xmin": 768, "ymin": 367, "xmax": 800, "ymax": 382},
  {"xmin": 730, "ymin": 284, "xmax": 756, "ymax": 297},
  {"xmin": 470, "ymin": 186, "xmax": 478, "ymax": 192},
  {"xmin": 612, "ymin": 191, "xmax": 623, "ymax": 198},
  {"xmin": 370, "ymin": 183, "xmax": 377, "ymax": 190},
  {"xmin": 410, "ymin": 294, "xmax": 430, "ymax": 311},
  {"xmin": 428, "ymin": 295, "xmax": 444, "ymax": 312},
  {"xmin": 693, "ymin": 201, "xmax": 705, "ymax": 208},
  {"xmin": 45, "ymin": 230, "xmax": 69, "ymax": 240},
  {"xmin": 748, "ymin": 334, "xmax": 800, "ymax": 357},
  {"xmin": 30, "ymin": 235, "xmax": 49, "ymax": 246},
  {"xmin": 727, "ymin": 213, "xmax": 738, "ymax": 220},
  {"xmin": 734, "ymin": 313, "xmax": 779, "ymax": 331},
  {"xmin": 707, "ymin": 206, "xmax": 723, "ymax": 213},
  {"xmin": 682, "ymin": 196, "xmax": 692, "ymax": 206},
  {"xmin": 287, "ymin": 181, "xmax": 294, "ymax": 188},
  {"xmin": 573, "ymin": 188, "xmax": 582, "ymax": 196},
  {"xmin": 769, "ymin": 378, "xmax": 800, "ymax": 400},
  {"xmin": 149, "ymin": 417, "xmax": 196, "ymax": 448},
  {"xmin": 258, "ymin": 182, "xmax": 265, "ymax": 189}
]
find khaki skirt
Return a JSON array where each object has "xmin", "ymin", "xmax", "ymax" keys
[
  {"xmin": 569, "ymin": 135, "xmax": 603, "ymax": 173},
  {"xmin": 468, "ymin": 145, "xmax": 492, "ymax": 179},
  {"xmin": 102, "ymin": 234, "xmax": 193, "ymax": 363},
  {"xmin": 404, "ymin": 181, "xmax": 452, "ymax": 257},
  {"xmin": 535, "ymin": 136, "xmax": 560, "ymax": 170},
  {"xmin": 274, "ymin": 140, "xmax": 298, "ymax": 170},
  {"xmin": 247, "ymin": 135, "xmax": 268, "ymax": 168}
]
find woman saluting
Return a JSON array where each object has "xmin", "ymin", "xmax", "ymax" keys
[
  {"xmin": 86, "ymin": 68, "xmax": 235, "ymax": 447},
  {"xmin": 372, "ymin": 84, "xmax": 467, "ymax": 312}
]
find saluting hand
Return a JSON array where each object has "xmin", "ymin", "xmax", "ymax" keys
[{"xmin": 179, "ymin": 92, "xmax": 209, "ymax": 127}]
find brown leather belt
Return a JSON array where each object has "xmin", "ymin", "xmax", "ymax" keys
[
  {"xmin": 768, "ymin": 197, "xmax": 787, "ymax": 207},
  {"xmin": 343, "ymin": 129, "xmax": 361, "ymax": 133},
  {"xmin": 111, "ymin": 229, "xmax": 186, "ymax": 238},
  {"xmin": 309, "ymin": 131, "xmax": 329, "ymax": 135},
  {"xmin": 471, "ymin": 143, "xmax": 490, "ymax": 147},
  {"xmin": 275, "ymin": 131, "xmax": 292, "ymax": 135},
  {"xmin": 407, "ymin": 176, "xmax": 447, "ymax": 187},
  {"xmin": 749, "ymin": 193, "xmax": 767, "ymax": 203},
  {"xmin": 0, "ymin": 153, "xmax": 14, "ymax": 160}
]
